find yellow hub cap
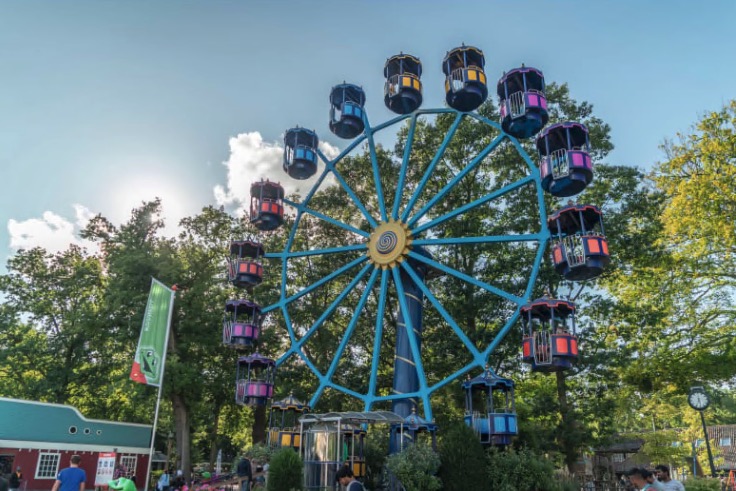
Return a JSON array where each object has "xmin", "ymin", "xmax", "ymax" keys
[{"xmin": 367, "ymin": 220, "xmax": 412, "ymax": 269}]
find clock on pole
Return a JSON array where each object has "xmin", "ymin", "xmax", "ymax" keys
[
  {"xmin": 689, "ymin": 385, "xmax": 717, "ymax": 477},
  {"xmin": 688, "ymin": 386, "xmax": 710, "ymax": 411}
]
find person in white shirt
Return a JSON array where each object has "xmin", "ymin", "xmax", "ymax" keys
[{"xmin": 654, "ymin": 465, "xmax": 685, "ymax": 491}]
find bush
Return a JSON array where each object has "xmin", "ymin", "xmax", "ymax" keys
[
  {"xmin": 364, "ymin": 431, "xmax": 389, "ymax": 491},
  {"xmin": 486, "ymin": 447, "xmax": 558, "ymax": 491},
  {"xmin": 267, "ymin": 447, "xmax": 303, "ymax": 491},
  {"xmin": 245, "ymin": 443, "xmax": 274, "ymax": 465},
  {"xmin": 438, "ymin": 423, "xmax": 486, "ymax": 491},
  {"xmin": 684, "ymin": 478, "xmax": 721, "ymax": 491},
  {"xmin": 385, "ymin": 443, "xmax": 442, "ymax": 491}
]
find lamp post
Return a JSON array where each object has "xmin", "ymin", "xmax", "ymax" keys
[{"xmin": 687, "ymin": 386, "xmax": 717, "ymax": 477}]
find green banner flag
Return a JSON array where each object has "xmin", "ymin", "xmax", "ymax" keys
[{"xmin": 130, "ymin": 278, "xmax": 175, "ymax": 387}]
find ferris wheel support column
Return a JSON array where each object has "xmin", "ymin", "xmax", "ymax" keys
[{"xmin": 390, "ymin": 247, "xmax": 430, "ymax": 453}]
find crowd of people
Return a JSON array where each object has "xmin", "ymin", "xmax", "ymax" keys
[{"xmin": 620, "ymin": 465, "xmax": 685, "ymax": 491}]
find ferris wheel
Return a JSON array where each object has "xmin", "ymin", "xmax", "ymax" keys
[{"xmin": 225, "ymin": 45, "xmax": 606, "ymax": 426}]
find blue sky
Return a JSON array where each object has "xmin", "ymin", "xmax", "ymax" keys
[{"xmin": 0, "ymin": 0, "xmax": 734, "ymax": 258}]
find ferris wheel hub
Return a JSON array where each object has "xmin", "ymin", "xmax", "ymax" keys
[{"xmin": 367, "ymin": 219, "xmax": 413, "ymax": 269}]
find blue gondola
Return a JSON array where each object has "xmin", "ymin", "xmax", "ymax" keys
[
  {"xmin": 497, "ymin": 66, "xmax": 549, "ymax": 139},
  {"xmin": 250, "ymin": 179, "xmax": 285, "ymax": 231},
  {"xmin": 384, "ymin": 53, "xmax": 423, "ymax": 114},
  {"xmin": 284, "ymin": 127, "xmax": 319, "ymax": 180},
  {"xmin": 268, "ymin": 392, "xmax": 309, "ymax": 450},
  {"xmin": 442, "ymin": 45, "xmax": 488, "ymax": 112},
  {"xmin": 223, "ymin": 299, "xmax": 262, "ymax": 348},
  {"xmin": 536, "ymin": 122, "xmax": 593, "ymax": 197},
  {"xmin": 235, "ymin": 353, "xmax": 275, "ymax": 407},
  {"xmin": 329, "ymin": 83, "xmax": 366, "ymax": 139},
  {"xmin": 390, "ymin": 407, "xmax": 438, "ymax": 453},
  {"xmin": 227, "ymin": 240, "xmax": 265, "ymax": 289},
  {"xmin": 520, "ymin": 298, "xmax": 578, "ymax": 373},
  {"xmin": 548, "ymin": 204, "xmax": 610, "ymax": 281},
  {"xmin": 462, "ymin": 367, "xmax": 517, "ymax": 446}
]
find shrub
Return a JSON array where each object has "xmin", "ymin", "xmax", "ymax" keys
[
  {"xmin": 364, "ymin": 431, "xmax": 389, "ymax": 491},
  {"xmin": 385, "ymin": 443, "xmax": 442, "ymax": 491},
  {"xmin": 486, "ymin": 447, "xmax": 558, "ymax": 491},
  {"xmin": 683, "ymin": 478, "xmax": 721, "ymax": 491},
  {"xmin": 438, "ymin": 423, "xmax": 486, "ymax": 491},
  {"xmin": 267, "ymin": 447, "xmax": 303, "ymax": 491}
]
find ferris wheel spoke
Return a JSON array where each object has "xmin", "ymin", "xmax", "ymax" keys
[
  {"xmin": 279, "ymin": 244, "xmax": 367, "ymax": 258},
  {"xmin": 429, "ymin": 362, "xmax": 480, "ymax": 393},
  {"xmin": 323, "ymin": 161, "xmax": 379, "ymax": 229},
  {"xmin": 261, "ymin": 255, "xmax": 368, "ymax": 314},
  {"xmin": 401, "ymin": 113, "xmax": 464, "ymax": 223},
  {"xmin": 370, "ymin": 112, "xmax": 412, "ymax": 133},
  {"xmin": 317, "ymin": 136, "xmax": 367, "ymax": 170},
  {"xmin": 283, "ymin": 198, "xmax": 370, "ymax": 238},
  {"xmin": 321, "ymin": 267, "xmax": 380, "ymax": 394},
  {"xmin": 293, "ymin": 262, "xmax": 373, "ymax": 351},
  {"xmin": 391, "ymin": 267, "xmax": 431, "ymax": 409},
  {"xmin": 406, "ymin": 250, "xmax": 525, "ymax": 306},
  {"xmin": 411, "ymin": 176, "xmax": 534, "ymax": 235},
  {"xmin": 412, "ymin": 233, "xmax": 542, "ymax": 246},
  {"xmin": 399, "ymin": 262, "xmax": 483, "ymax": 363},
  {"xmin": 372, "ymin": 391, "xmax": 422, "ymax": 403},
  {"xmin": 480, "ymin": 307, "xmax": 523, "ymax": 359},
  {"xmin": 408, "ymin": 134, "xmax": 507, "ymax": 227},
  {"xmin": 391, "ymin": 114, "xmax": 418, "ymax": 220},
  {"xmin": 366, "ymin": 269, "xmax": 390, "ymax": 410},
  {"xmin": 363, "ymin": 115, "xmax": 389, "ymax": 222}
]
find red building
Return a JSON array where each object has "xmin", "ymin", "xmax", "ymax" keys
[{"xmin": 0, "ymin": 398, "xmax": 153, "ymax": 491}]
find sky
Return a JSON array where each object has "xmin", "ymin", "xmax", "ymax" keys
[{"xmin": 1, "ymin": 0, "xmax": 735, "ymax": 261}]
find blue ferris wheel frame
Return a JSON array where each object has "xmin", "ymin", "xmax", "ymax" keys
[{"xmin": 260, "ymin": 107, "xmax": 550, "ymax": 422}]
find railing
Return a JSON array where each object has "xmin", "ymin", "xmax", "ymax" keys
[
  {"xmin": 563, "ymin": 234, "xmax": 586, "ymax": 267},
  {"xmin": 534, "ymin": 331, "xmax": 552, "ymax": 365},
  {"xmin": 385, "ymin": 74, "xmax": 400, "ymax": 98},
  {"xmin": 550, "ymin": 148, "xmax": 570, "ymax": 179},
  {"xmin": 508, "ymin": 91, "xmax": 525, "ymax": 118},
  {"xmin": 448, "ymin": 67, "xmax": 466, "ymax": 93}
]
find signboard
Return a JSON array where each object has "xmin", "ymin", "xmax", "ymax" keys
[{"xmin": 95, "ymin": 452, "xmax": 117, "ymax": 486}]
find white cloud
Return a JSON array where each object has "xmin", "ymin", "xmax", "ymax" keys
[
  {"xmin": 213, "ymin": 131, "xmax": 339, "ymax": 215},
  {"xmin": 8, "ymin": 204, "xmax": 97, "ymax": 254}
]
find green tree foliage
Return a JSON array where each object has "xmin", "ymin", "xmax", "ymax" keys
[
  {"xmin": 266, "ymin": 448, "xmax": 303, "ymax": 491},
  {"xmin": 385, "ymin": 443, "xmax": 441, "ymax": 491},
  {"xmin": 485, "ymin": 447, "xmax": 559, "ymax": 491},
  {"xmin": 437, "ymin": 423, "xmax": 486, "ymax": 491}
]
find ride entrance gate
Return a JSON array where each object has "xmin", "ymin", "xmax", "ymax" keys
[{"xmin": 298, "ymin": 411, "xmax": 404, "ymax": 491}]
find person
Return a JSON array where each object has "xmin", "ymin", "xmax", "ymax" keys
[
  {"xmin": 642, "ymin": 469, "xmax": 665, "ymax": 491},
  {"xmin": 335, "ymin": 466, "xmax": 364, "ymax": 491},
  {"xmin": 51, "ymin": 455, "xmax": 87, "ymax": 491},
  {"xmin": 625, "ymin": 468, "xmax": 652, "ymax": 490},
  {"xmin": 171, "ymin": 471, "xmax": 185, "ymax": 491},
  {"xmin": 157, "ymin": 472, "xmax": 170, "ymax": 491},
  {"xmin": 9, "ymin": 467, "xmax": 22, "ymax": 491},
  {"xmin": 108, "ymin": 476, "xmax": 136, "ymax": 491},
  {"xmin": 654, "ymin": 465, "xmax": 685, "ymax": 491},
  {"xmin": 113, "ymin": 464, "xmax": 127, "ymax": 480},
  {"xmin": 236, "ymin": 456, "xmax": 252, "ymax": 491}
]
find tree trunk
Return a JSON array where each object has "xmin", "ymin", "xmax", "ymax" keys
[
  {"xmin": 556, "ymin": 370, "xmax": 579, "ymax": 474},
  {"xmin": 172, "ymin": 393, "xmax": 191, "ymax": 480},
  {"xmin": 208, "ymin": 403, "xmax": 222, "ymax": 470},
  {"xmin": 252, "ymin": 405, "xmax": 267, "ymax": 444}
]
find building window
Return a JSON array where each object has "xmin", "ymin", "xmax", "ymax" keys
[
  {"xmin": 720, "ymin": 437, "xmax": 732, "ymax": 447},
  {"xmin": 120, "ymin": 456, "xmax": 137, "ymax": 477},
  {"xmin": 36, "ymin": 453, "xmax": 61, "ymax": 479},
  {"xmin": 612, "ymin": 453, "xmax": 624, "ymax": 463}
]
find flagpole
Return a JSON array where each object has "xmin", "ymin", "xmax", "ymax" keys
[{"xmin": 143, "ymin": 281, "xmax": 176, "ymax": 491}]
